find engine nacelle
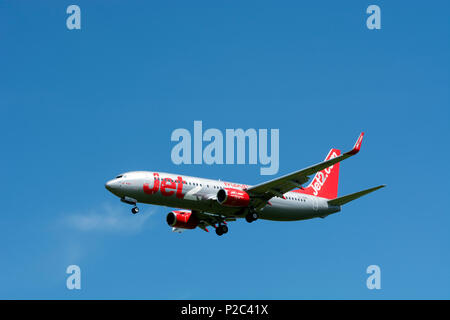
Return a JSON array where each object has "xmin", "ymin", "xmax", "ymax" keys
[
  {"xmin": 166, "ymin": 210, "xmax": 199, "ymax": 229},
  {"xmin": 217, "ymin": 188, "xmax": 250, "ymax": 207}
]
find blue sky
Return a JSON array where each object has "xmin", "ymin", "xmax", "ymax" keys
[{"xmin": 0, "ymin": 1, "xmax": 449, "ymax": 299}]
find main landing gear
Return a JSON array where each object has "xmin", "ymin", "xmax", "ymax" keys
[
  {"xmin": 215, "ymin": 224, "xmax": 229, "ymax": 236},
  {"xmin": 245, "ymin": 211, "xmax": 259, "ymax": 223}
]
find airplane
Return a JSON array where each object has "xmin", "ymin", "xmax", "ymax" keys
[{"xmin": 105, "ymin": 132, "xmax": 385, "ymax": 236}]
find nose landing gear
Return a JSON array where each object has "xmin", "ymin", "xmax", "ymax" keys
[
  {"xmin": 131, "ymin": 206, "xmax": 139, "ymax": 214},
  {"xmin": 120, "ymin": 197, "xmax": 139, "ymax": 215}
]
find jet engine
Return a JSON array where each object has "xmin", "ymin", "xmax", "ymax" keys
[
  {"xmin": 166, "ymin": 210, "xmax": 199, "ymax": 229},
  {"xmin": 217, "ymin": 188, "xmax": 250, "ymax": 207}
]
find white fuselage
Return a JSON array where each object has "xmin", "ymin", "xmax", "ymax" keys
[{"xmin": 105, "ymin": 171, "xmax": 341, "ymax": 221}]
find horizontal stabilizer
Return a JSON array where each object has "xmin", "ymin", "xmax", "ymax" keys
[{"xmin": 328, "ymin": 185, "xmax": 386, "ymax": 206}]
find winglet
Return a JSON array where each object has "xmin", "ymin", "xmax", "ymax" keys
[{"xmin": 346, "ymin": 132, "xmax": 364, "ymax": 155}]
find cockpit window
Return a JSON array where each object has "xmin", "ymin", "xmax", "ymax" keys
[{"xmin": 116, "ymin": 175, "xmax": 123, "ymax": 179}]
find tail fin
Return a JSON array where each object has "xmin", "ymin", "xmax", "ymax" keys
[
  {"xmin": 295, "ymin": 149, "xmax": 341, "ymax": 199},
  {"xmin": 328, "ymin": 185, "xmax": 386, "ymax": 206}
]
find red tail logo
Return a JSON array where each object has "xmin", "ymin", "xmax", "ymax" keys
[{"xmin": 294, "ymin": 149, "xmax": 340, "ymax": 199}]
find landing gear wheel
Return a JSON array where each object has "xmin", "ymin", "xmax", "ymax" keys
[
  {"xmin": 215, "ymin": 224, "xmax": 228, "ymax": 236},
  {"xmin": 220, "ymin": 225, "xmax": 228, "ymax": 234},
  {"xmin": 131, "ymin": 207, "xmax": 139, "ymax": 214},
  {"xmin": 245, "ymin": 212, "xmax": 258, "ymax": 223}
]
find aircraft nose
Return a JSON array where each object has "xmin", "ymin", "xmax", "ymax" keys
[{"xmin": 105, "ymin": 179, "xmax": 115, "ymax": 192}]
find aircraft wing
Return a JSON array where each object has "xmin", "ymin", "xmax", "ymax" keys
[{"xmin": 245, "ymin": 133, "xmax": 365, "ymax": 209}]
